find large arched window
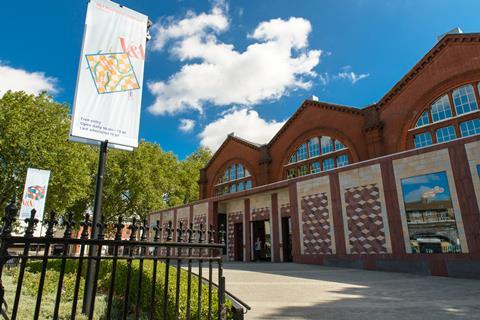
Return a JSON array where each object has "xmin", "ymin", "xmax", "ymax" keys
[
  {"xmin": 285, "ymin": 135, "xmax": 350, "ymax": 179},
  {"xmin": 214, "ymin": 163, "xmax": 253, "ymax": 196},
  {"xmin": 410, "ymin": 82, "xmax": 480, "ymax": 149}
]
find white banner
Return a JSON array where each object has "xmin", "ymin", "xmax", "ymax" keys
[
  {"xmin": 19, "ymin": 168, "xmax": 51, "ymax": 221},
  {"xmin": 70, "ymin": 0, "xmax": 148, "ymax": 149}
]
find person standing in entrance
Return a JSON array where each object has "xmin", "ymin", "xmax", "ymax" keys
[{"xmin": 254, "ymin": 237, "xmax": 262, "ymax": 261}]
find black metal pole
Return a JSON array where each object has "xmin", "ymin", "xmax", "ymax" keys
[{"xmin": 82, "ymin": 140, "xmax": 108, "ymax": 314}]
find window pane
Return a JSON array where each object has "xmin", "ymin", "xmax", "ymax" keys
[
  {"xmin": 237, "ymin": 164, "xmax": 245, "ymax": 178},
  {"xmin": 453, "ymin": 85, "xmax": 478, "ymax": 115},
  {"xmin": 430, "ymin": 95, "xmax": 452, "ymax": 122},
  {"xmin": 460, "ymin": 119, "xmax": 480, "ymax": 137},
  {"xmin": 308, "ymin": 137, "xmax": 320, "ymax": 158},
  {"xmin": 400, "ymin": 172, "xmax": 462, "ymax": 254},
  {"xmin": 337, "ymin": 154, "xmax": 349, "ymax": 167},
  {"xmin": 298, "ymin": 165, "xmax": 309, "ymax": 176},
  {"xmin": 229, "ymin": 165, "xmax": 236, "ymax": 181},
  {"xmin": 296, "ymin": 143, "xmax": 307, "ymax": 161},
  {"xmin": 245, "ymin": 168, "xmax": 250, "ymax": 176},
  {"xmin": 322, "ymin": 158, "xmax": 334, "ymax": 171},
  {"xmin": 286, "ymin": 168, "xmax": 296, "ymax": 179},
  {"xmin": 237, "ymin": 182, "xmax": 244, "ymax": 192},
  {"xmin": 414, "ymin": 132, "xmax": 433, "ymax": 148},
  {"xmin": 310, "ymin": 161, "xmax": 321, "ymax": 174},
  {"xmin": 230, "ymin": 184, "xmax": 236, "ymax": 193},
  {"xmin": 436, "ymin": 126, "xmax": 457, "ymax": 143},
  {"xmin": 321, "ymin": 136, "xmax": 334, "ymax": 154},
  {"xmin": 289, "ymin": 153, "xmax": 296, "ymax": 163},
  {"xmin": 245, "ymin": 180, "xmax": 252, "ymax": 190},
  {"xmin": 415, "ymin": 111, "xmax": 429, "ymax": 127},
  {"xmin": 335, "ymin": 140, "xmax": 345, "ymax": 150}
]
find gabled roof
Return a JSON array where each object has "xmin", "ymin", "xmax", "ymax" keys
[
  {"xmin": 375, "ymin": 33, "xmax": 480, "ymax": 110},
  {"xmin": 203, "ymin": 133, "xmax": 262, "ymax": 170},
  {"xmin": 268, "ymin": 100, "xmax": 364, "ymax": 146}
]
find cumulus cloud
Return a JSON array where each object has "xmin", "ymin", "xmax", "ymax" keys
[
  {"xmin": 199, "ymin": 108, "xmax": 286, "ymax": 151},
  {"xmin": 0, "ymin": 63, "xmax": 57, "ymax": 97},
  {"xmin": 179, "ymin": 118, "xmax": 196, "ymax": 132},
  {"xmin": 148, "ymin": 5, "xmax": 321, "ymax": 115}
]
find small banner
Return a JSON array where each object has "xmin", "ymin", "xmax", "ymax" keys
[
  {"xmin": 70, "ymin": 0, "xmax": 148, "ymax": 149},
  {"xmin": 19, "ymin": 168, "xmax": 51, "ymax": 221}
]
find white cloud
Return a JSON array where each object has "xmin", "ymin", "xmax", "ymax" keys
[
  {"xmin": 335, "ymin": 66, "xmax": 369, "ymax": 84},
  {"xmin": 199, "ymin": 108, "xmax": 286, "ymax": 151},
  {"xmin": 0, "ymin": 63, "xmax": 57, "ymax": 97},
  {"xmin": 148, "ymin": 5, "xmax": 321, "ymax": 115},
  {"xmin": 179, "ymin": 118, "xmax": 196, "ymax": 132}
]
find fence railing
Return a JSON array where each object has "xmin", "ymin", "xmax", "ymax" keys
[{"xmin": 0, "ymin": 198, "xmax": 228, "ymax": 320}]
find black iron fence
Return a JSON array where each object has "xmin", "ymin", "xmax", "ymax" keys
[{"xmin": 0, "ymin": 198, "xmax": 228, "ymax": 320}]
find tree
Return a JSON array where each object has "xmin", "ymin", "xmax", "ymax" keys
[
  {"xmin": 178, "ymin": 147, "xmax": 212, "ymax": 204},
  {"xmin": 0, "ymin": 91, "xmax": 96, "ymax": 216}
]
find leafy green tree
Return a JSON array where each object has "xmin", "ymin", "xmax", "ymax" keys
[
  {"xmin": 178, "ymin": 147, "xmax": 212, "ymax": 204},
  {"xmin": 0, "ymin": 91, "xmax": 96, "ymax": 216}
]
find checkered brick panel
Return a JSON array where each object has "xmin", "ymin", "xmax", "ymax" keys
[
  {"xmin": 344, "ymin": 184, "xmax": 387, "ymax": 254},
  {"xmin": 301, "ymin": 193, "xmax": 332, "ymax": 254},
  {"xmin": 227, "ymin": 212, "xmax": 243, "ymax": 261},
  {"xmin": 280, "ymin": 203, "xmax": 291, "ymax": 217},
  {"xmin": 251, "ymin": 207, "xmax": 269, "ymax": 221}
]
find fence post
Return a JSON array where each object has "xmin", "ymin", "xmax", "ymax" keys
[{"xmin": 218, "ymin": 224, "xmax": 226, "ymax": 320}]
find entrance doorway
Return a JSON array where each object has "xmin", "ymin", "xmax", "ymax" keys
[
  {"xmin": 234, "ymin": 223, "xmax": 244, "ymax": 261},
  {"xmin": 251, "ymin": 220, "xmax": 271, "ymax": 261},
  {"xmin": 281, "ymin": 217, "xmax": 293, "ymax": 262}
]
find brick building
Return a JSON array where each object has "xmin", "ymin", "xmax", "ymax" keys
[{"xmin": 150, "ymin": 32, "xmax": 480, "ymax": 278}]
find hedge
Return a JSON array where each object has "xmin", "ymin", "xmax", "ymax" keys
[{"xmin": 24, "ymin": 259, "xmax": 233, "ymax": 319}]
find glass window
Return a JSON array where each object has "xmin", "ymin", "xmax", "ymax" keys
[
  {"xmin": 230, "ymin": 184, "xmax": 236, "ymax": 193},
  {"xmin": 414, "ymin": 132, "xmax": 433, "ymax": 148},
  {"xmin": 245, "ymin": 168, "xmax": 250, "ymax": 177},
  {"xmin": 335, "ymin": 140, "xmax": 345, "ymax": 150},
  {"xmin": 400, "ymin": 172, "xmax": 462, "ymax": 254},
  {"xmin": 222, "ymin": 170, "xmax": 228, "ymax": 183},
  {"xmin": 308, "ymin": 137, "xmax": 320, "ymax": 158},
  {"xmin": 430, "ymin": 95, "xmax": 452, "ymax": 122},
  {"xmin": 337, "ymin": 154, "xmax": 349, "ymax": 167},
  {"xmin": 286, "ymin": 168, "xmax": 296, "ymax": 179},
  {"xmin": 237, "ymin": 182, "xmax": 244, "ymax": 192},
  {"xmin": 415, "ymin": 111, "xmax": 429, "ymax": 127},
  {"xmin": 298, "ymin": 165, "xmax": 309, "ymax": 176},
  {"xmin": 245, "ymin": 180, "xmax": 252, "ymax": 190},
  {"xmin": 310, "ymin": 162, "xmax": 321, "ymax": 174},
  {"xmin": 460, "ymin": 118, "xmax": 480, "ymax": 137},
  {"xmin": 322, "ymin": 158, "xmax": 334, "ymax": 171},
  {"xmin": 237, "ymin": 164, "xmax": 245, "ymax": 179},
  {"xmin": 453, "ymin": 84, "xmax": 478, "ymax": 115},
  {"xmin": 321, "ymin": 136, "xmax": 334, "ymax": 154},
  {"xmin": 436, "ymin": 126, "xmax": 456, "ymax": 143},
  {"xmin": 289, "ymin": 153, "xmax": 296, "ymax": 163},
  {"xmin": 229, "ymin": 165, "xmax": 236, "ymax": 181},
  {"xmin": 296, "ymin": 143, "xmax": 307, "ymax": 161}
]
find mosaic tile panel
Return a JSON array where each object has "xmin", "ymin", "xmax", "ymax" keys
[
  {"xmin": 280, "ymin": 203, "xmax": 291, "ymax": 217},
  {"xmin": 301, "ymin": 193, "xmax": 332, "ymax": 254},
  {"xmin": 344, "ymin": 184, "xmax": 387, "ymax": 254},
  {"xmin": 251, "ymin": 207, "xmax": 269, "ymax": 221},
  {"xmin": 227, "ymin": 211, "xmax": 243, "ymax": 261}
]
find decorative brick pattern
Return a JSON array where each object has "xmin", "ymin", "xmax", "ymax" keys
[
  {"xmin": 344, "ymin": 184, "xmax": 387, "ymax": 254},
  {"xmin": 301, "ymin": 193, "xmax": 332, "ymax": 254},
  {"xmin": 251, "ymin": 207, "xmax": 269, "ymax": 221},
  {"xmin": 280, "ymin": 203, "xmax": 291, "ymax": 217},
  {"xmin": 227, "ymin": 211, "xmax": 243, "ymax": 261}
]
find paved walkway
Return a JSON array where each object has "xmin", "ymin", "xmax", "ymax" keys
[{"xmin": 220, "ymin": 262, "xmax": 480, "ymax": 320}]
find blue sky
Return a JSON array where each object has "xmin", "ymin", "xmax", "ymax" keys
[
  {"xmin": 1, "ymin": 0, "xmax": 480, "ymax": 158},
  {"xmin": 401, "ymin": 172, "xmax": 452, "ymax": 203}
]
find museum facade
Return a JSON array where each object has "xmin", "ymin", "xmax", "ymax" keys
[{"xmin": 150, "ymin": 33, "xmax": 480, "ymax": 278}]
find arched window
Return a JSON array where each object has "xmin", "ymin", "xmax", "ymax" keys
[
  {"xmin": 410, "ymin": 81, "xmax": 480, "ymax": 150},
  {"xmin": 453, "ymin": 84, "xmax": 478, "ymax": 115},
  {"xmin": 214, "ymin": 163, "xmax": 253, "ymax": 196},
  {"xmin": 285, "ymin": 135, "xmax": 351, "ymax": 179},
  {"xmin": 430, "ymin": 95, "xmax": 452, "ymax": 122}
]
